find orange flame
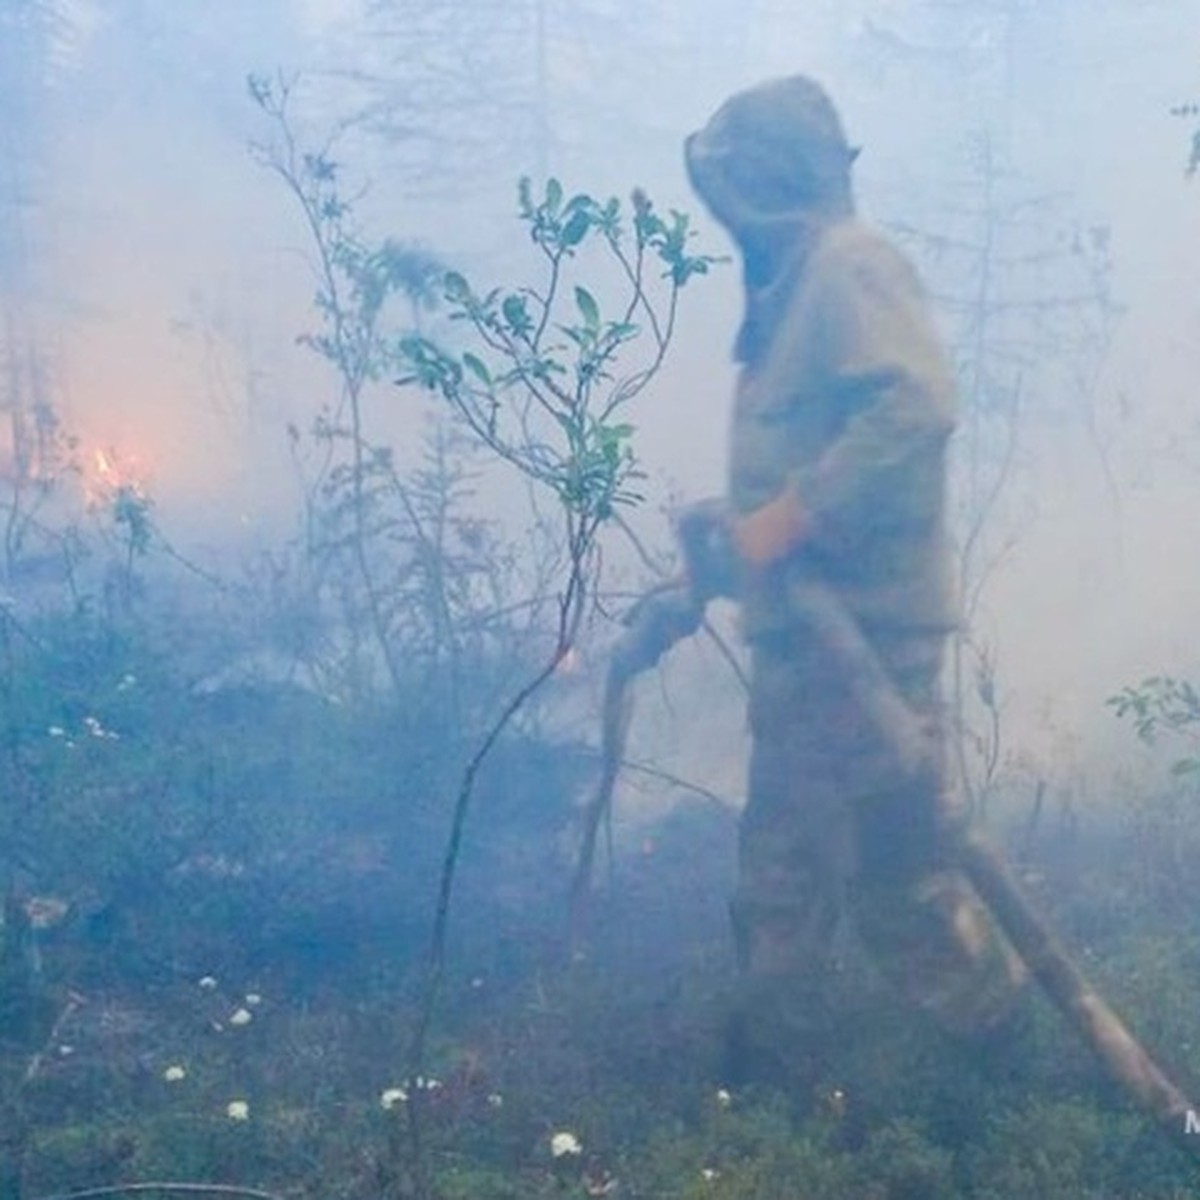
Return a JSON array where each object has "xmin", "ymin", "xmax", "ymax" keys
[{"xmin": 84, "ymin": 445, "xmax": 149, "ymax": 506}]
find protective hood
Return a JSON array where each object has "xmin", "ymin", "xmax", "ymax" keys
[{"xmin": 685, "ymin": 75, "xmax": 856, "ymax": 364}]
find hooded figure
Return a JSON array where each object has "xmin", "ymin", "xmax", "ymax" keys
[{"xmin": 685, "ymin": 76, "xmax": 1025, "ymax": 1086}]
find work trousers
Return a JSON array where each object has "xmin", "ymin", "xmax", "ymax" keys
[{"xmin": 730, "ymin": 625, "xmax": 1023, "ymax": 1073}]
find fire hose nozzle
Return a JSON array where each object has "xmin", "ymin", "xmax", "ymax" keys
[
  {"xmin": 674, "ymin": 498, "xmax": 738, "ymax": 602},
  {"xmin": 607, "ymin": 500, "xmax": 735, "ymax": 682}
]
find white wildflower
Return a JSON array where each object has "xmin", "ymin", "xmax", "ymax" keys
[
  {"xmin": 117, "ymin": 673, "xmax": 137, "ymax": 691},
  {"xmin": 244, "ymin": 992, "xmax": 263, "ymax": 1007},
  {"xmin": 550, "ymin": 1131, "xmax": 582, "ymax": 1158},
  {"xmin": 228, "ymin": 1007, "xmax": 253, "ymax": 1027},
  {"xmin": 48, "ymin": 726, "xmax": 65, "ymax": 738},
  {"xmin": 25, "ymin": 896, "xmax": 69, "ymax": 928},
  {"xmin": 226, "ymin": 1099, "xmax": 250, "ymax": 1121},
  {"xmin": 58, "ymin": 1044, "xmax": 74, "ymax": 1057},
  {"xmin": 701, "ymin": 1167, "xmax": 720, "ymax": 1182},
  {"xmin": 715, "ymin": 1087, "xmax": 733, "ymax": 1109},
  {"xmin": 380, "ymin": 1087, "xmax": 408, "ymax": 1110},
  {"xmin": 487, "ymin": 1092, "xmax": 504, "ymax": 1108},
  {"xmin": 163, "ymin": 1064, "xmax": 187, "ymax": 1082},
  {"xmin": 198, "ymin": 975, "xmax": 218, "ymax": 990}
]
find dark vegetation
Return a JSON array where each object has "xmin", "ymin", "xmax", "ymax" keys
[{"xmin": 3, "ymin": 549, "xmax": 1200, "ymax": 1200}]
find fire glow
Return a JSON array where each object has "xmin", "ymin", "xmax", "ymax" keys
[{"xmin": 86, "ymin": 446, "xmax": 149, "ymax": 507}]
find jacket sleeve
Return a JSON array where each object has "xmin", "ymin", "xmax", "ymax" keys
[{"xmin": 786, "ymin": 238, "xmax": 957, "ymax": 541}]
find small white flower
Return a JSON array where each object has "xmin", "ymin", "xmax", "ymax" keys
[
  {"xmin": 83, "ymin": 716, "xmax": 103, "ymax": 737},
  {"xmin": 163, "ymin": 1064, "xmax": 187, "ymax": 1082},
  {"xmin": 117, "ymin": 673, "xmax": 137, "ymax": 691},
  {"xmin": 470, "ymin": 976, "xmax": 484, "ymax": 989},
  {"xmin": 198, "ymin": 975, "xmax": 218, "ymax": 990},
  {"xmin": 487, "ymin": 1092, "xmax": 504, "ymax": 1108},
  {"xmin": 57, "ymin": 1044, "xmax": 74, "ymax": 1057},
  {"xmin": 550, "ymin": 1131, "xmax": 582, "ymax": 1158},
  {"xmin": 715, "ymin": 1088, "xmax": 733, "ymax": 1109},
  {"xmin": 244, "ymin": 992, "xmax": 263, "ymax": 1007},
  {"xmin": 228, "ymin": 1007, "xmax": 253, "ymax": 1027},
  {"xmin": 701, "ymin": 1167, "xmax": 720, "ymax": 1182},
  {"xmin": 25, "ymin": 896, "xmax": 69, "ymax": 928},
  {"xmin": 48, "ymin": 726, "xmax": 65, "ymax": 738},
  {"xmin": 226, "ymin": 1099, "xmax": 250, "ymax": 1121},
  {"xmin": 380, "ymin": 1087, "xmax": 408, "ymax": 1110}
]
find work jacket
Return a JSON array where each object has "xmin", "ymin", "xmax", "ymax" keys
[{"xmin": 729, "ymin": 217, "xmax": 959, "ymax": 639}]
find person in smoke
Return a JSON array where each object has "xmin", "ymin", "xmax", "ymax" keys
[{"xmin": 684, "ymin": 75, "xmax": 1027, "ymax": 1086}]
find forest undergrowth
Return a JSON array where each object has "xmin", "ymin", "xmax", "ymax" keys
[{"xmin": 1, "ymin": 566, "xmax": 1199, "ymax": 1199}]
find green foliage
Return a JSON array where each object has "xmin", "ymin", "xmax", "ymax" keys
[
  {"xmin": 399, "ymin": 177, "xmax": 721, "ymax": 524},
  {"xmin": 110, "ymin": 483, "xmax": 153, "ymax": 556},
  {"xmin": 4, "ymin": 736, "xmax": 1200, "ymax": 1197},
  {"xmin": 251, "ymin": 77, "xmax": 444, "ymax": 390},
  {"xmin": 963, "ymin": 1098, "xmax": 1160, "ymax": 1199},
  {"xmin": 251, "ymin": 73, "xmax": 549, "ymax": 713},
  {"xmin": 1108, "ymin": 675, "xmax": 1200, "ymax": 775}
]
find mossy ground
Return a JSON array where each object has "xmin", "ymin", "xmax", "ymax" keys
[{"xmin": 8, "ymin": 789, "xmax": 1200, "ymax": 1199}]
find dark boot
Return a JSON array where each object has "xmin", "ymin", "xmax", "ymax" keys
[{"xmin": 723, "ymin": 900, "xmax": 833, "ymax": 1093}]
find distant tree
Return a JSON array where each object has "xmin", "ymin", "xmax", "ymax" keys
[
  {"xmin": 855, "ymin": 1, "xmax": 1122, "ymax": 814},
  {"xmin": 0, "ymin": 1, "xmax": 78, "ymax": 583},
  {"xmin": 325, "ymin": 0, "xmax": 759, "ymax": 207},
  {"xmin": 900, "ymin": 140, "xmax": 1119, "ymax": 814},
  {"xmin": 1172, "ymin": 101, "xmax": 1200, "ymax": 176}
]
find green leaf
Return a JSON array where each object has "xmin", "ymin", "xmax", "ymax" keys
[
  {"xmin": 561, "ymin": 208, "xmax": 590, "ymax": 248},
  {"xmin": 575, "ymin": 286, "xmax": 600, "ymax": 330},
  {"xmin": 606, "ymin": 322, "xmax": 638, "ymax": 341},
  {"xmin": 545, "ymin": 177, "xmax": 562, "ymax": 214},
  {"xmin": 443, "ymin": 271, "xmax": 471, "ymax": 302},
  {"xmin": 502, "ymin": 294, "xmax": 531, "ymax": 336},
  {"xmin": 462, "ymin": 353, "xmax": 492, "ymax": 386}
]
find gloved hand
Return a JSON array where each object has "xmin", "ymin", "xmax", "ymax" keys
[
  {"xmin": 675, "ymin": 498, "xmax": 737, "ymax": 599},
  {"xmin": 730, "ymin": 481, "xmax": 811, "ymax": 568}
]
